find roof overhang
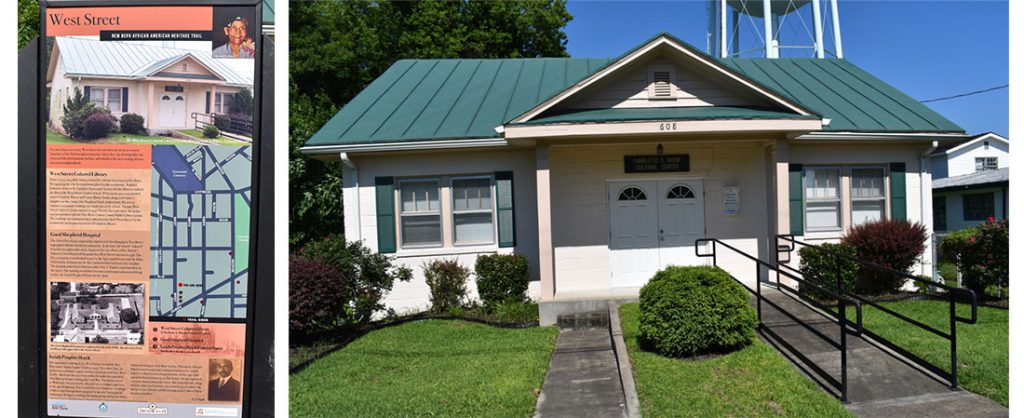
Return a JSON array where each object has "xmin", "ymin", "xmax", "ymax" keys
[
  {"xmin": 504, "ymin": 118, "xmax": 823, "ymax": 140},
  {"xmin": 143, "ymin": 54, "xmax": 228, "ymax": 82},
  {"xmin": 792, "ymin": 131, "xmax": 970, "ymax": 141},
  {"xmin": 942, "ymin": 132, "xmax": 1009, "ymax": 155},
  {"xmin": 509, "ymin": 34, "xmax": 816, "ymax": 124},
  {"xmin": 300, "ymin": 138, "xmax": 509, "ymax": 156},
  {"xmin": 933, "ymin": 180, "xmax": 1009, "ymax": 193}
]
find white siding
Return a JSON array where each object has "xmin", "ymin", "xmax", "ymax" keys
[
  {"xmin": 344, "ymin": 149, "xmax": 539, "ymax": 314},
  {"xmin": 946, "ymin": 139, "xmax": 1009, "ymax": 178}
]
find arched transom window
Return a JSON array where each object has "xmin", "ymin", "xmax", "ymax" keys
[
  {"xmin": 618, "ymin": 186, "xmax": 647, "ymax": 201},
  {"xmin": 666, "ymin": 184, "xmax": 695, "ymax": 199}
]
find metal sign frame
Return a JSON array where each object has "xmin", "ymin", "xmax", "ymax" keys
[{"xmin": 18, "ymin": 1, "xmax": 273, "ymax": 416}]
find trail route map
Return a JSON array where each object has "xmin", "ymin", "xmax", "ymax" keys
[{"xmin": 149, "ymin": 145, "xmax": 252, "ymax": 320}]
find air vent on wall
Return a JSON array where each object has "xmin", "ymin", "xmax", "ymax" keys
[{"xmin": 652, "ymin": 71, "xmax": 672, "ymax": 97}]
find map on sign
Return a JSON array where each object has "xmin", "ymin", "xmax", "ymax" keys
[{"xmin": 149, "ymin": 145, "xmax": 252, "ymax": 320}]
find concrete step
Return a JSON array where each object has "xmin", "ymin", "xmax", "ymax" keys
[{"xmin": 556, "ymin": 310, "xmax": 610, "ymax": 330}]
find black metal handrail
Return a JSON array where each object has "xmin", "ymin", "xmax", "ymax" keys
[
  {"xmin": 775, "ymin": 234, "xmax": 979, "ymax": 389},
  {"xmin": 695, "ymin": 238, "xmax": 861, "ymax": 402}
]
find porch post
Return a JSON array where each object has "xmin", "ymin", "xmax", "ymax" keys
[
  {"xmin": 211, "ymin": 85, "xmax": 217, "ymax": 113},
  {"xmin": 146, "ymin": 83, "xmax": 154, "ymax": 129},
  {"xmin": 773, "ymin": 140, "xmax": 794, "ymax": 286},
  {"xmin": 536, "ymin": 145, "xmax": 555, "ymax": 301}
]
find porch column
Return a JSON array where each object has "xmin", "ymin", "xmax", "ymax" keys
[
  {"xmin": 536, "ymin": 145, "xmax": 555, "ymax": 301},
  {"xmin": 774, "ymin": 140, "xmax": 790, "ymax": 237},
  {"xmin": 211, "ymin": 85, "xmax": 217, "ymax": 113},
  {"xmin": 146, "ymin": 83, "xmax": 154, "ymax": 129}
]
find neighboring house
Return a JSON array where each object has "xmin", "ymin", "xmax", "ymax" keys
[
  {"xmin": 47, "ymin": 37, "xmax": 252, "ymax": 134},
  {"xmin": 301, "ymin": 33, "xmax": 967, "ymax": 324},
  {"xmin": 931, "ymin": 132, "xmax": 1009, "ymax": 233}
]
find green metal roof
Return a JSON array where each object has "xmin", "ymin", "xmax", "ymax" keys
[
  {"xmin": 305, "ymin": 35, "xmax": 963, "ymax": 148},
  {"xmin": 515, "ymin": 107, "xmax": 819, "ymax": 126}
]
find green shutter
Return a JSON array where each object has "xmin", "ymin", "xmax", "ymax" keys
[
  {"xmin": 788, "ymin": 164, "xmax": 804, "ymax": 236},
  {"xmin": 122, "ymin": 87, "xmax": 129, "ymax": 112},
  {"xmin": 495, "ymin": 171, "xmax": 515, "ymax": 248},
  {"xmin": 375, "ymin": 177, "xmax": 396, "ymax": 253},
  {"xmin": 890, "ymin": 162, "xmax": 907, "ymax": 221}
]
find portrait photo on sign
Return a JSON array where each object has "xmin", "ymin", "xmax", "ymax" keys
[
  {"xmin": 212, "ymin": 6, "xmax": 256, "ymax": 59},
  {"xmin": 208, "ymin": 358, "xmax": 243, "ymax": 402},
  {"xmin": 50, "ymin": 282, "xmax": 145, "ymax": 345}
]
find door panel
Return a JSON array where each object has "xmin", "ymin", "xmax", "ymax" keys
[
  {"xmin": 658, "ymin": 180, "xmax": 706, "ymax": 269},
  {"xmin": 608, "ymin": 181, "xmax": 659, "ymax": 288}
]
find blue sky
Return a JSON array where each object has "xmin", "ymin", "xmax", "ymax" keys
[{"xmin": 564, "ymin": 1, "xmax": 1008, "ymax": 136}]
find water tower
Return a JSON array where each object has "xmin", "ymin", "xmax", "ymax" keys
[{"xmin": 707, "ymin": 0, "xmax": 843, "ymax": 59}]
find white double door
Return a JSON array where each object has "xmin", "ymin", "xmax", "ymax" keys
[
  {"xmin": 608, "ymin": 179, "xmax": 706, "ymax": 288},
  {"xmin": 159, "ymin": 92, "xmax": 188, "ymax": 128}
]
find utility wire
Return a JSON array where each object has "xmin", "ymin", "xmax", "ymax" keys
[{"xmin": 920, "ymin": 84, "xmax": 1008, "ymax": 103}]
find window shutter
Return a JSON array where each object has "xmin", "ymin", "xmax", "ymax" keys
[
  {"xmin": 495, "ymin": 171, "xmax": 515, "ymax": 248},
  {"xmin": 83, "ymin": 86, "xmax": 90, "ymax": 101},
  {"xmin": 375, "ymin": 177, "xmax": 396, "ymax": 253},
  {"xmin": 788, "ymin": 164, "xmax": 804, "ymax": 236},
  {"xmin": 205, "ymin": 91, "xmax": 211, "ymax": 114},
  {"xmin": 122, "ymin": 87, "xmax": 129, "ymax": 112},
  {"xmin": 890, "ymin": 162, "xmax": 907, "ymax": 221}
]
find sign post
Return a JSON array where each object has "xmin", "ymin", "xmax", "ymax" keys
[{"xmin": 19, "ymin": 1, "xmax": 274, "ymax": 417}]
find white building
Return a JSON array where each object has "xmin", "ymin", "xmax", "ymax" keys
[
  {"xmin": 301, "ymin": 34, "xmax": 969, "ymax": 324},
  {"xmin": 931, "ymin": 132, "xmax": 1009, "ymax": 233}
]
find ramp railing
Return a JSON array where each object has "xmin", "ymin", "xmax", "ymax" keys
[{"xmin": 695, "ymin": 238, "xmax": 862, "ymax": 402}]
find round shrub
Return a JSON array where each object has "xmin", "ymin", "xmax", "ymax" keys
[
  {"xmin": 289, "ymin": 255, "xmax": 347, "ymax": 341},
  {"xmin": 203, "ymin": 124, "xmax": 221, "ymax": 138},
  {"xmin": 841, "ymin": 219, "xmax": 927, "ymax": 295},
  {"xmin": 214, "ymin": 114, "xmax": 232, "ymax": 131},
  {"xmin": 423, "ymin": 258, "xmax": 470, "ymax": 313},
  {"xmin": 797, "ymin": 243, "xmax": 859, "ymax": 301},
  {"xmin": 81, "ymin": 111, "xmax": 116, "ymax": 139},
  {"xmin": 119, "ymin": 113, "xmax": 146, "ymax": 134},
  {"xmin": 474, "ymin": 253, "xmax": 529, "ymax": 307},
  {"xmin": 639, "ymin": 266, "xmax": 756, "ymax": 357}
]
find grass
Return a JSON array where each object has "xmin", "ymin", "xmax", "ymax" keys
[
  {"xmin": 177, "ymin": 129, "xmax": 252, "ymax": 145},
  {"xmin": 46, "ymin": 128, "xmax": 249, "ymax": 146},
  {"xmin": 290, "ymin": 319, "xmax": 558, "ymax": 417},
  {"xmin": 619, "ymin": 303, "xmax": 852, "ymax": 418},
  {"xmin": 849, "ymin": 300, "xmax": 1008, "ymax": 406}
]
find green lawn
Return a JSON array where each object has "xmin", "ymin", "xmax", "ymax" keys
[
  {"xmin": 619, "ymin": 303, "xmax": 852, "ymax": 418},
  {"xmin": 851, "ymin": 300, "xmax": 1008, "ymax": 406},
  {"xmin": 177, "ymin": 129, "xmax": 252, "ymax": 145},
  {"xmin": 46, "ymin": 128, "xmax": 250, "ymax": 146},
  {"xmin": 290, "ymin": 320, "xmax": 558, "ymax": 417}
]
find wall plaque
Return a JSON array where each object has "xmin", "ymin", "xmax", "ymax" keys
[{"xmin": 624, "ymin": 154, "xmax": 690, "ymax": 173}]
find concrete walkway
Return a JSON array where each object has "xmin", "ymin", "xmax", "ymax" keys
[
  {"xmin": 534, "ymin": 327, "xmax": 627, "ymax": 418},
  {"xmin": 756, "ymin": 286, "xmax": 1007, "ymax": 417}
]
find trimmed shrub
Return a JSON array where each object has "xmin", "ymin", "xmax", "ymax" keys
[
  {"xmin": 203, "ymin": 124, "xmax": 221, "ymax": 138},
  {"xmin": 638, "ymin": 266, "xmax": 756, "ymax": 357},
  {"xmin": 214, "ymin": 114, "xmax": 232, "ymax": 131},
  {"xmin": 81, "ymin": 111, "xmax": 117, "ymax": 139},
  {"xmin": 119, "ymin": 113, "xmax": 146, "ymax": 134},
  {"xmin": 475, "ymin": 253, "xmax": 530, "ymax": 307},
  {"xmin": 300, "ymin": 237, "xmax": 412, "ymax": 324},
  {"xmin": 289, "ymin": 256, "xmax": 347, "ymax": 341},
  {"xmin": 423, "ymin": 259, "xmax": 470, "ymax": 313},
  {"xmin": 841, "ymin": 219, "xmax": 927, "ymax": 295},
  {"xmin": 942, "ymin": 219, "xmax": 1008, "ymax": 298},
  {"xmin": 61, "ymin": 87, "xmax": 93, "ymax": 138},
  {"xmin": 797, "ymin": 243, "xmax": 859, "ymax": 300}
]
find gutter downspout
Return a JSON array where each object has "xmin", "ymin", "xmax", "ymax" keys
[
  {"xmin": 921, "ymin": 141, "xmax": 938, "ymax": 278},
  {"xmin": 340, "ymin": 152, "xmax": 360, "ymax": 241}
]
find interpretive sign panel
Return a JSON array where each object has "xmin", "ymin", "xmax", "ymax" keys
[{"xmin": 40, "ymin": 3, "xmax": 260, "ymax": 417}]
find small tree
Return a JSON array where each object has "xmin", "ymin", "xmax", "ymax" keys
[
  {"xmin": 229, "ymin": 88, "xmax": 254, "ymax": 116},
  {"xmin": 61, "ymin": 87, "xmax": 98, "ymax": 138}
]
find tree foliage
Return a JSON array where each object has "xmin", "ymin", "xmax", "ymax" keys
[
  {"xmin": 289, "ymin": 0, "xmax": 572, "ymax": 248},
  {"xmin": 18, "ymin": 0, "xmax": 39, "ymax": 51}
]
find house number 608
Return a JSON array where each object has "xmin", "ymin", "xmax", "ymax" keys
[{"xmin": 659, "ymin": 122, "xmax": 677, "ymax": 131}]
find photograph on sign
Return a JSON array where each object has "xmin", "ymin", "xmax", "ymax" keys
[{"xmin": 42, "ymin": 4, "xmax": 257, "ymax": 417}]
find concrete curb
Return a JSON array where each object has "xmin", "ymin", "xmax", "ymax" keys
[{"xmin": 608, "ymin": 301, "xmax": 642, "ymax": 418}]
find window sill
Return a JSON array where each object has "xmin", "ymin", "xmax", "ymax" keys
[
  {"xmin": 802, "ymin": 230, "xmax": 844, "ymax": 241},
  {"xmin": 394, "ymin": 245, "xmax": 500, "ymax": 259}
]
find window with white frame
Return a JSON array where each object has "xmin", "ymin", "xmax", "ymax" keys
[
  {"xmin": 804, "ymin": 167, "xmax": 842, "ymax": 231},
  {"xmin": 398, "ymin": 179, "xmax": 442, "ymax": 247},
  {"xmin": 86, "ymin": 87, "xmax": 125, "ymax": 112},
  {"xmin": 451, "ymin": 176, "xmax": 495, "ymax": 245},
  {"xmin": 850, "ymin": 167, "xmax": 886, "ymax": 225},
  {"xmin": 975, "ymin": 157, "xmax": 998, "ymax": 172}
]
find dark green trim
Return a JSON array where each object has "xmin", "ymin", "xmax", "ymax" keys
[
  {"xmin": 121, "ymin": 87, "xmax": 129, "ymax": 112},
  {"xmin": 83, "ymin": 85, "xmax": 90, "ymax": 101},
  {"xmin": 890, "ymin": 162, "xmax": 907, "ymax": 221},
  {"xmin": 789, "ymin": 164, "xmax": 804, "ymax": 236},
  {"xmin": 375, "ymin": 177, "xmax": 396, "ymax": 253},
  {"xmin": 495, "ymin": 171, "xmax": 515, "ymax": 248},
  {"xmin": 206, "ymin": 91, "xmax": 211, "ymax": 114}
]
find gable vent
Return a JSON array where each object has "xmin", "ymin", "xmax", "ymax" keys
[{"xmin": 652, "ymin": 71, "xmax": 672, "ymax": 97}]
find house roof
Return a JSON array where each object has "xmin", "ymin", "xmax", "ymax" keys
[
  {"xmin": 51, "ymin": 37, "xmax": 251, "ymax": 87},
  {"xmin": 933, "ymin": 167, "xmax": 1008, "ymax": 191},
  {"xmin": 514, "ymin": 107, "xmax": 818, "ymax": 126},
  {"xmin": 305, "ymin": 33, "xmax": 964, "ymax": 148}
]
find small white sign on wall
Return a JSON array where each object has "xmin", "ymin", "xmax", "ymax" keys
[{"xmin": 723, "ymin": 186, "xmax": 740, "ymax": 215}]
